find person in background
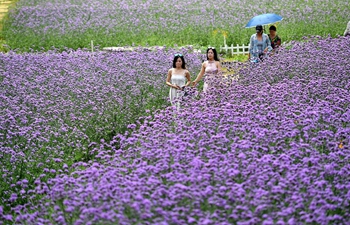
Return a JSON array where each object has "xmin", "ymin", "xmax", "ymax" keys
[
  {"xmin": 192, "ymin": 47, "xmax": 222, "ymax": 93},
  {"xmin": 268, "ymin": 25, "xmax": 281, "ymax": 53},
  {"xmin": 344, "ymin": 21, "xmax": 350, "ymax": 37},
  {"xmin": 248, "ymin": 25, "xmax": 272, "ymax": 61},
  {"xmin": 166, "ymin": 53, "xmax": 191, "ymax": 107}
]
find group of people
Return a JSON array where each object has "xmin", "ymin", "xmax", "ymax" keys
[
  {"xmin": 165, "ymin": 47, "xmax": 221, "ymax": 105},
  {"xmin": 249, "ymin": 24, "xmax": 281, "ymax": 61},
  {"xmin": 166, "ymin": 24, "xmax": 281, "ymax": 105}
]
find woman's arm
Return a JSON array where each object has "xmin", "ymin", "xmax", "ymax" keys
[
  {"xmin": 217, "ymin": 61, "xmax": 223, "ymax": 75},
  {"xmin": 275, "ymin": 35, "xmax": 281, "ymax": 48},
  {"xmin": 344, "ymin": 21, "xmax": 350, "ymax": 36},
  {"xmin": 264, "ymin": 34, "xmax": 273, "ymax": 52},
  {"xmin": 192, "ymin": 63, "xmax": 206, "ymax": 86},
  {"xmin": 249, "ymin": 34, "xmax": 254, "ymax": 56},
  {"xmin": 184, "ymin": 70, "xmax": 191, "ymax": 86}
]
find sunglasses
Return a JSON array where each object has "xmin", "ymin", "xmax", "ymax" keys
[
  {"xmin": 174, "ymin": 53, "xmax": 183, "ymax": 57},
  {"xmin": 208, "ymin": 47, "xmax": 215, "ymax": 49}
]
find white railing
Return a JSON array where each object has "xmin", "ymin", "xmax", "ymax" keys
[{"xmin": 220, "ymin": 43, "xmax": 250, "ymax": 55}]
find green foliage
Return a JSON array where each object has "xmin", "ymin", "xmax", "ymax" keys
[{"xmin": 1, "ymin": 3, "xmax": 348, "ymax": 52}]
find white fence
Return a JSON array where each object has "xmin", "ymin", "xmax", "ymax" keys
[{"xmin": 220, "ymin": 43, "xmax": 250, "ymax": 55}]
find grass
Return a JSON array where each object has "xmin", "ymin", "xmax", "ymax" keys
[{"xmin": 0, "ymin": 0, "xmax": 349, "ymax": 52}]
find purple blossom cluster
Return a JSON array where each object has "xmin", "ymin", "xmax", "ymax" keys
[
  {"xmin": 0, "ymin": 47, "xmax": 202, "ymax": 218},
  {"xmin": 5, "ymin": 37, "xmax": 349, "ymax": 224}
]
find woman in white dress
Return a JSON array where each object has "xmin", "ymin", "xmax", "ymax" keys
[
  {"xmin": 166, "ymin": 53, "xmax": 191, "ymax": 106},
  {"xmin": 192, "ymin": 47, "xmax": 222, "ymax": 92}
]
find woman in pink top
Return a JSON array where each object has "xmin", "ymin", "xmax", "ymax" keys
[{"xmin": 192, "ymin": 47, "xmax": 222, "ymax": 93}]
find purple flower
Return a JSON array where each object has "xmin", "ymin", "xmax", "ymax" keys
[{"xmin": 3, "ymin": 36, "xmax": 350, "ymax": 225}]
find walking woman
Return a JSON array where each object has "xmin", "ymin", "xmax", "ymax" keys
[
  {"xmin": 166, "ymin": 53, "xmax": 191, "ymax": 106},
  {"xmin": 192, "ymin": 47, "xmax": 222, "ymax": 93}
]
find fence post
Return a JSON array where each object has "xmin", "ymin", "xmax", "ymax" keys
[
  {"xmin": 242, "ymin": 44, "xmax": 245, "ymax": 54},
  {"xmin": 91, "ymin": 40, "xmax": 94, "ymax": 52},
  {"xmin": 231, "ymin": 44, "xmax": 233, "ymax": 55},
  {"xmin": 220, "ymin": 45, "xmax": 226, "ymax": 54}
]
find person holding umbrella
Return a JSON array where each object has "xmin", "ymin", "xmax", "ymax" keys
[{"xmin": 248, "ymin": 25, "xmax": 272, "ymax": 62}]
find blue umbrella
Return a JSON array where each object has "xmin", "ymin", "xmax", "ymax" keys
[{"xmin": 245, "ymin": 13, "xmax": 283, "ymax": 28}]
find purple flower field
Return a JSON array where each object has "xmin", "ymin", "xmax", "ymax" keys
[
  {"xmin": 1, "ymin": 36, "xmax": 349, "ymax": 224},
  {"xmin": 3, "ymin": 0, "xmax": 350, "ymax": 50},
  {"xmin": 0, "ymin": 47, "xmax": 202, "ymax": 219}
]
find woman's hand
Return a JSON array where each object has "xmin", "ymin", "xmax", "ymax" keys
[
  {"xmin": 192, "ymin": 81, "xmax": 197, "ymax": 87},
  {"xmin": 173, "ymin": 84, "xmax": 181, "ymax": 90}
]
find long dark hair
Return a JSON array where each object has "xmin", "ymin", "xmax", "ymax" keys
[
  {"xmin": 206, "ymin": 47, "xmax": 220, "ymax": 61},
  {"xmin": 172, "ymin": 54, "xmax": 186, "ymax": 69}
]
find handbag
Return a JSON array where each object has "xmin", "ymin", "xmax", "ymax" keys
[{"xmin": 182, "ymin": 86, "xmax": 189, "ymax": 96}]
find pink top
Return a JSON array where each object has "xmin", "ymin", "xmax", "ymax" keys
[{"xmin": 205, "ymin": 60, "xmax": 218, "ymax": 75}]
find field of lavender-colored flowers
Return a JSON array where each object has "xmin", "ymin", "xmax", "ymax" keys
[
  {"xmin": 1, "ymin": 33, "xmax": 349, "ymax": 224},
  {"xmin": 1, "ymin": 0, "xmax": 350, "ymax": 223},
  {"xmin": 2, "ymin": 0, "xmax": 349, "ymax": 51},
  {"xmin": 0, "ymin": 47, "xmax": 203, "ymax": 220}
]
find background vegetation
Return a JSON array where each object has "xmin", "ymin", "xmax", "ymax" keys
[{"xmin": 0, "ymin": 0, "xmax": 349, "ymax": 51}]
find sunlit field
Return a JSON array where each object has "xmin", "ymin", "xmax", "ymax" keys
[
  {"xmin": 1, "ymin": 34, "xmax": 350, "ymax": 223},
  {"xmin": 1, "ymin": 0, "xmax": 349, "ymax": 51},
  {"xmin": 1, "ymin": 0, "xmax": 350, "ymax": 224}
]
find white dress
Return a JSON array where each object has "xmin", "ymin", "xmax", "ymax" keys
[{"xmin": 169, "ymin": 68, "xmax": 187, "ymax": 105}]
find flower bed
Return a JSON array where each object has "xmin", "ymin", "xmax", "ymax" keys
[{"xmin": 3, "ymin": 36, "xmax": 349, "ymax": 224}]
